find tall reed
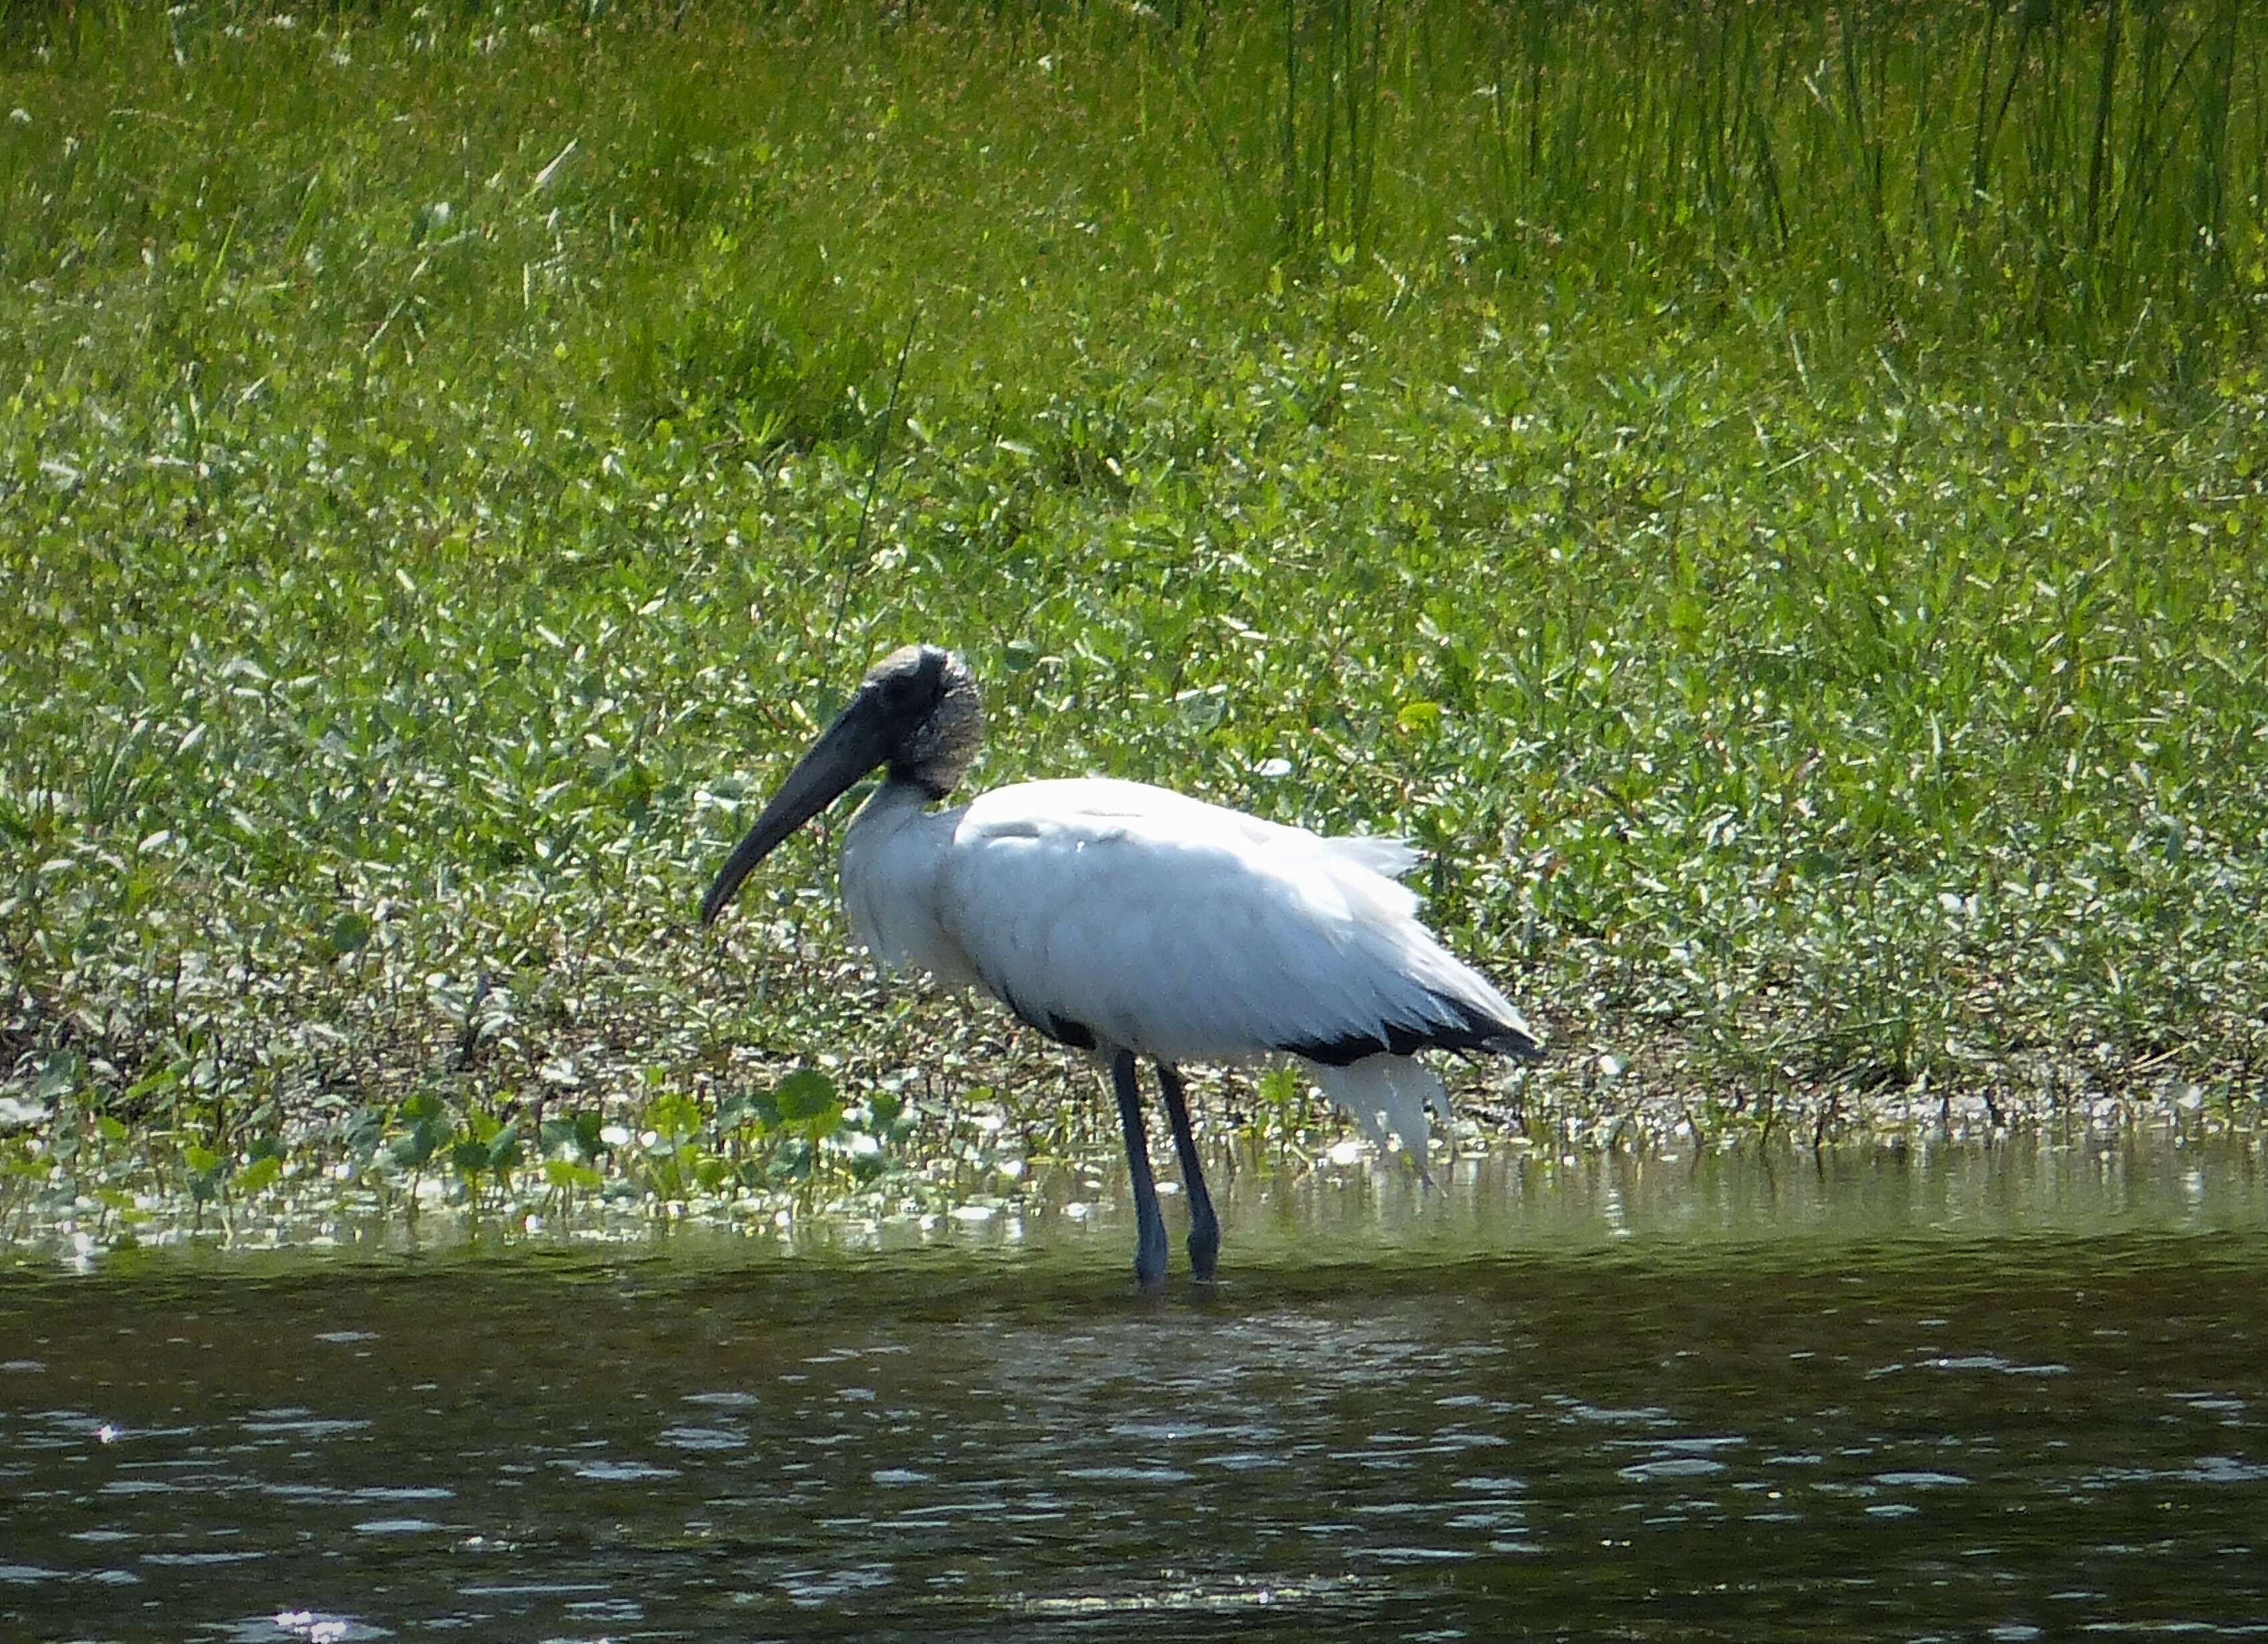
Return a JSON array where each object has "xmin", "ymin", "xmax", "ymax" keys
[{"xmin": 1149, "ymin": 0, "xmax": 2264, "ymax": 365}]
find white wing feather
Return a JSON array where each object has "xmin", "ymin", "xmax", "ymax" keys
[
  {"xmin": 931, "ymin": 779, "xmax": 1521, "ymax": 1063},
  {"xmin": 838, "ymin": 776, "xmax": 1530, "ymax": 1172}
]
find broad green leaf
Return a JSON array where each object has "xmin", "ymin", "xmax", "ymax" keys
[
  {"xmin": 485, "ymin": 1121, "xmax": 524, "ymax": 1173},
  {"xmin": 718, "ymin": 1089, "xmax": 781, "ymax": 1131},
  {"xmin": 1259, "ymin": 1067, "xmax": 1303, "ymax": 1106},
  {"xmin": 774, "ymin": 1069, "xmax": 839, "ymax": 1124},
  {"xmin": 236, "ymin": 1155, "xmax": 284, "ymax": 1195},
  {"xmin": 644, "ymin": 1091, "xmax": 702, "ymax": 1140},
  {"xmin": 326, "ymin": 912, "xmax": 373, "ymax": 955}
]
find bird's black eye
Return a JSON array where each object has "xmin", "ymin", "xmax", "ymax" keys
[{"xmin": 893, "ymin": 652, "xmax": 946, "ymax": 710}]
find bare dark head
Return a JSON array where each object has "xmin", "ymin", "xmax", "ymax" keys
[
  {"xmin": 698, "ymin": 645, "xmax": 982, "ymax": 926},
  {"xmin": 859, "ymin": 643, "xmax": 983, "ymax": 799}
]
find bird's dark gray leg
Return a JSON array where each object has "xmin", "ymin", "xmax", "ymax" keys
[
  {"xmin": 1112, "ymin": 1049, "xmax": 1168, "ymax": 1290},
  {"xmin": 1156, "ymin": 1062, "xmax": 1220, "ymax": 1282}
]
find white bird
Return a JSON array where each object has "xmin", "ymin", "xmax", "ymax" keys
[{"xmin": 700, "ymin": 644, "xmax": 1542, "ymax": 1286}]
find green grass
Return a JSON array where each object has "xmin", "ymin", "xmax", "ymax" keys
[{"xmin": 2, "ymin": 0, "xmax": 2265, "ymax": 1236}]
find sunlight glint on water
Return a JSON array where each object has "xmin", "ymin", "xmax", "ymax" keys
[{"xmin": 2, "ymin": 1133, "xmax": 2264, "ymax": 1642}]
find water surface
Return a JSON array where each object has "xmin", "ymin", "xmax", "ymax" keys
[{"xmin": 4, "ymin": 1132, "xmax": 2265, "ymax": 1641}]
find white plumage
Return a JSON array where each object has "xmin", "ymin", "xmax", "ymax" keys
[
  {"xmin": 701, "ymin": 644, "xmax": 1542, "ymax": 1286},
  {"xmin": 841, "ymin": 776, "xmax": 1527, "ymax": 1176}
]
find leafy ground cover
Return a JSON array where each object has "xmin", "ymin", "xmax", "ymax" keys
[{"xmin": 3, "ymin": 0, "xmax": 2265, "ymax": 1240}]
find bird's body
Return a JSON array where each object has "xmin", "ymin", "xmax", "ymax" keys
[
  {"xmin": 840, "ymin": 775, "xmax": 1529, "ymax": 1172},
  {"xmin": 701, "ymin": 645, "xmax": 1541, "ymax": 1287}
]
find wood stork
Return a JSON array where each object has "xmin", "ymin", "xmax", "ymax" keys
[{"xmin": 700, "ymin": 644, "xmax": 1542, "ymax": 1286}]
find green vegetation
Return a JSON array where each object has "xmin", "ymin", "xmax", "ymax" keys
[{"xmin": 3, "ymin": 0, "xmax": 2265, "ymax": 1240}]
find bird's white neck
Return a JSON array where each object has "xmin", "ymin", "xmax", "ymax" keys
[
  {"xmin": 845, "ymin": 773, "xmax": 936, "ymax": 847},
  {"xmin": 838, "ymin": 776, "xmax": 973, "ymax": 987}
]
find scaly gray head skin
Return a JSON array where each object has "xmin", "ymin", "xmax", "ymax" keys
[
  {"xmin": 871, "ymin": 643, "xmax": 983, "ymax": 798},
  {"xmin": 699, "ymin": 645, "xmax": 981, "ymax": 927}
]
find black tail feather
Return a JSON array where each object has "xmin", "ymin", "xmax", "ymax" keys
[{"xmin": 1279, "ymin": 993, "xmax": 1542, "ymax": 1067}]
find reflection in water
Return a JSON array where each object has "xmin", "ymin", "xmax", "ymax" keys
[{"xmin": 3, "ymin": 1132, "xmax": 2265, "ymax": 1641}]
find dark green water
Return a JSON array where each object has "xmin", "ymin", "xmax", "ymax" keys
[{"xmin": 4, "ymin": 1134, "xmax": 2266, "ymax": 1641}]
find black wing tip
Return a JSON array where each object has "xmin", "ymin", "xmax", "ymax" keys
[
  {"xmin": 1489, "ymin": 1028, "xmax": 1546, "ymax": 1064},
  {"xmin": 994, "ymin": 983, "xmax": 1100, "ymax": 1051},
  {"xmin": 1281, "ymin": 1001, "xmax": 1545, "ymax": 1067}
]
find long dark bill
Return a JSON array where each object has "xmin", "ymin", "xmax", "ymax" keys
[{"xmin": 698, "ymin": 700, "xmax": 888, "ymax": 927}]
